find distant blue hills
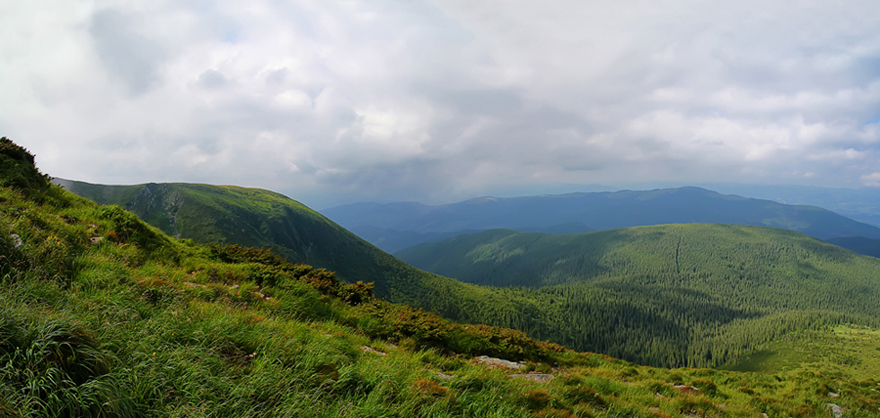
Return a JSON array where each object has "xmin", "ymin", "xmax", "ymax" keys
[{"xmin": 321, "ymin": 186, "xmax": 880, "ymax": 255}]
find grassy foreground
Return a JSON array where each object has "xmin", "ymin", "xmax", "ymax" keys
[{"xmin": 3, "ymin": 138, "xmax": 880, "ymax": 416}]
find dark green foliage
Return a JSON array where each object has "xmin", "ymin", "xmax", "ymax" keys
[
  {"xmin": 397, "ymin": 226, "xmax": 880, "ymax": 367},
  {"xmin": 97, "ymin": 205, "xmax": 178, "ymax": 260},
  {"xmin": 826, "ymin": 236, "xmax": 880, "ymax": 258},
  {"xmin": 208, "ymin": 244, "xmax": 375, "ymax": 305},
  {"xmin": 355, "ymin": 299, "xmax": 564, "ymax": 361},
  {"xmin": 0, "ymin": 138, "xmax": 56, "ymax": 204}
]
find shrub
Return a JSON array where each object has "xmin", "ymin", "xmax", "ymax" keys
[
  {"xmin": 519, "ymin": 389, "xmax": 554, "ymax": 411},
  {"xmin": 691, "ymin": 379, "xmax": 720, "ymax": 397},
  {"xmin": 564, "ymin": 386, "xmax": 606, "ymax": 408},
  {"xmin": 413, "ymin": 379, "xmax": 448, "ymax": 399},
  {"xmin": 0, "ymin": 137, "xmax": 52, "ymax": 199},
  {"xmin": 97, "ymin": 205, "xmax": 178, "ymax": 263}
]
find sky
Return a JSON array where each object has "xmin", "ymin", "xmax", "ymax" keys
[{"xmin": 3, "ymin": 0, "xmax": 880, "ymax": 209}]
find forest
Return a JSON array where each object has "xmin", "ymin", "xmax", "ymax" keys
[{"xmin": 397, "ymin": 227, "xmax": 880, "ymax": 367}]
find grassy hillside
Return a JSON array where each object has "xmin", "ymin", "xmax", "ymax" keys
[
  {"xmin": 54, "ymin": 179, "xmax": 458, "ymax": 300},
  {"xmin": 12, "ymin": 140, "xmax": 880, "ymax": 416},
  {"xmin": 322, "ymin": 187, "xmax": 880, "ymax": 252},
  {"xmin": 396, "ymin": 226, "xmax": 880, "ymax": 367},
  {"xmin": 52, "ymin": 166, "xmax": 880, "ymax": 370}
]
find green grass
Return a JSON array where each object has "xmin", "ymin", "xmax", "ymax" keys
[
  {"xmin": 56, "ymin": 179, "xmax": 463, "ymax": 298},
  {"xmin": 721, "ymin": 325, "xmax": 880, "ymax": 381},
  {"xmin": 4, "ymin": 137, "xmax": 880, "ymax": 416},
  {"xmin": 60, "ymin": 180, "xmax": 880, "ymax": 371}
]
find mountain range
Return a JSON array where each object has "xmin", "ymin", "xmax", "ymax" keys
[{"xmin": 321, "ymin": 187, "xmax": 880, "ymax": 253}]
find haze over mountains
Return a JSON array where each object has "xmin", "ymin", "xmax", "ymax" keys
[
  {"xmin": 695, "ymin": 183, "xmax": 880, "ymax": 228},
  {"xmin": 322, "ymin": 187, "xmax": 880, "ymax": 254}
]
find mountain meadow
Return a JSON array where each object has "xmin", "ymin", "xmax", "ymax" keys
[{"xmin": 3, "ymin": 137, "xmax": 877, "ymax": 416}]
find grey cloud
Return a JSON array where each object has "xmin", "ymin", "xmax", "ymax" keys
[
  {"xmin": 433, "ymin": 88, "xmax": 523, "ymax": 116},
  {"xmin": 89, "ymin": 9, "xmax": 165, "ymax": 97},
  {"xmin": 89, "ymin": 132, "xmax": 142, "ymax": 152},
  {"xmin": 194, "ymin": 137, "xmax": 221, "ymax": 155},
  {"xmin": 198, "ymin": 70, "xmax": 228, "ymax": 89},
  {"xmin": 265, "ymin": 68, "xmax": 288, "ymax": 85},
  {"xmin": 9, "ymin": 0, "xmax": 880, "ymax": 208}
]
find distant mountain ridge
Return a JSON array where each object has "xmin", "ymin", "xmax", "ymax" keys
[
  {"xmin": 698, "ymin": 183, "xmax": 880, "ymax": 227},
  {"xmin": 322, "ymin": 187, "xmax": 880, "ymax": 252},
  {"xmin": 826, "ymin": 236, "xmax": 880, "ymax": 258}
]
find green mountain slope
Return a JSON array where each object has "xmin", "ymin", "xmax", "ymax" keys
[
  {"xmin": 395, "ymin": 226, "xmax": 878, "ymax": 288},
  {"xmin": 50, "ymin": 179, "xmax": 570, "ymax": 352},
  {"xmin": 53, "ymin": 179, "xmax": 444, "ymax": 299},
  {"xmin": 396, "ymin": 226, "xmax": 880, "ymax": 366},
  {"xmin": 57, "ymin": 177, "xmax": 880, "ymax": 369},
  {"xmin": 16, "ymin": 140, "xmax": 880, "ymax": 417}
]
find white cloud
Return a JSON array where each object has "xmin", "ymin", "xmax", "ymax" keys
[
  {"xmin": 2, "ymin": 0, "xmax": 880, "ymax": 206},
  {"xmin": 861, "ymin": 172, "xmax": 880, "ymax": 187}
]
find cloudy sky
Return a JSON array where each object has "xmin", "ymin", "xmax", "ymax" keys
[{"xmin": 3, "ymin": 1, "xmax": 880, "ymax": 208}]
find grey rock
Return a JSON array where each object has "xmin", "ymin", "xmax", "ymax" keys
[
  {"xmin": 473, "ymin": 355, "xmax": 524, "ymax": 370},
  {"xmin": 512, "ymin": 372, "xmax": 554, "ymax": 383},
  {"xmin": 826, "ymin": 403, "xmax": 844, "ymax": 417}
]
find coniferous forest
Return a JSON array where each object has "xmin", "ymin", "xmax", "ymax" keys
[{"xmin": 394, "ymin": 226, "xmax": 880, "ymax": 368}]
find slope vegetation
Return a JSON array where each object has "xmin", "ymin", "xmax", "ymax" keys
[
  {"xmin": 54, "ymin": 179, "xmax": 459, "ymax": 299},
  {"xmin": 14, "ymin": 139, "xmax": 880, "ymax": 417},
  {"xmin": 53, "ymin": 173, "xmax": 880, "ymax": 370},
  {"xmin": 50, "ymin": 180, "xmax": 583, "ymax": 356},
  {"xmin": 396, "ymin": 226, "xmax": 880, "ymax": 367}
]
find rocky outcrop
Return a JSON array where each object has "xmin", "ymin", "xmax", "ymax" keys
[
  {"xmin": 473, "ymin": 355, "xmax": 524, "ymax": 370},
  {"xmin": 826, "ymin": 403, "xmax": 844, "ymax": 417}
]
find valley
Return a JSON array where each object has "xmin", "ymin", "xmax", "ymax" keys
[
  {"xmin": 55, "ymin": 176, "xmax": 880, "ymax": 370},
  {"xmin": 0, "ymin": 137, "xmax": 869, "ymax": 416}
]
